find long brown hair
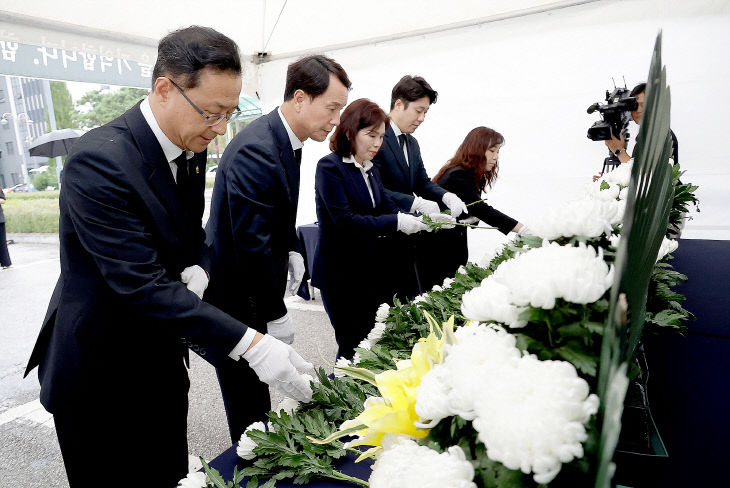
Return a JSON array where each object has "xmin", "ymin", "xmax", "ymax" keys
[{"xmin": 433, "ymin": 126, "xmax": 504, "ymax": 191}]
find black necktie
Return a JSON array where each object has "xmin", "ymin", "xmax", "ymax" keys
[
  {"xmin": 175, "ymin": 153, "xmax": 189, "ymax": 191},
  {"xmin": 398, "ymin": 134, "xmax": 409, "ymax": 163},
  {"xmin": 294, "ymin": 148, "xmax": 302, "ymax": 165}
]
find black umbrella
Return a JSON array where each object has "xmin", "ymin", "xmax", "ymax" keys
[{"xmin": 28, "ymin": 129, "xmax": 85, "ymax": 158}]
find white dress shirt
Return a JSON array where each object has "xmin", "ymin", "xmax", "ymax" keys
[
  {"xmin": 278, "ymin": 106, "xmax": 304, "ymax": 152},
  {"xmin": 139, "ymin": 98, "xmax": 193, "ymax": 181},
  {"xmin": 343, "ymin": 155, "xmax": 375, "ymax": 208},
  {"xmin": 140, "ymin": 97, "xmax": 257, "ymax": 359}
]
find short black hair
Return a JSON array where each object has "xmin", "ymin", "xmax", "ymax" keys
[
  {"xmin": 284, "ymin": 55, "xmax": 351, "ymax": 101},
  {"xmin": 390, "ymin": 75, "xmax": 438, "ymax": 110},
  {"xmin": 630, "ymin": 82, "xmax": 646, "ymax": 97},
  {"xmin": 152, "ymin": 26, "xmax": 241, "ymax": 89}
]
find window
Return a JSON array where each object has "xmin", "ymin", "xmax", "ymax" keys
[{"xmin": 5, "ymin": 141, "xmax": 14, "ymax": 155}]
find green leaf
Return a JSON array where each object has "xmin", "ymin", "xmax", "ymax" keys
[
  {"xmin": 308, "ymin": 423, "xmax": 367, "ymax": 445},
  {"xmin": 600, "ymin": 180, "xmax": 610, "ymax": 190},
  {"xmin": 556, "ymin": 344, "xmax": 598, "ymax": 376}
]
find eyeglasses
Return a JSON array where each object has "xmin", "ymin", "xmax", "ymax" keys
[{"xmin": 168, "ymin": 78, "xmax": 242, "ymax": 127}]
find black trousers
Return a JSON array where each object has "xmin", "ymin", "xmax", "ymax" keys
[
  {"xmin": 0, "ymin": 222, "xmax": 11, "ymax": 267},
  {"xmin": 215, "ymin": 358, "xmax": 272, "ymax": 443},
  {"xmin": 52, "ymin": 386, "xmax": 189, "ymax": 488}
]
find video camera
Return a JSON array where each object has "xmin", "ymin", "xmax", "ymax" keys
[{"xmin": 587, "ymin": 86, "xmax": 639, "ymax": 173}]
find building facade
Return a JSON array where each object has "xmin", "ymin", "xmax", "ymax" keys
[{"xmin": 0, "ymin": 75, "xmax": 49, "ymax": 189}]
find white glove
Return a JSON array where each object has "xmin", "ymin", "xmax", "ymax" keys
[
  {"xmin": 517, "ymin": 225, "xmax": 532, "ymax": 236},
  {"xmin": 287, "ymin": 251, "xmax": 305, "ymax": 296},
  {"xmin": 442, "ymin": 192, "xmax": 468, "ymax": 218},
  {"xmin": 180, "ymin": 265, "xmax": 209, "ymax": 299},
  {"xmin": 427, "ymin": 213, "xmax": 456, "ymax": 229},
  {"xmin": 459, "ymin": 216, "xmax": 480, "ymax": 225},
  {"xmin": 410, "ymin": 196, "xmax": 441, "ymax": 214},
  {"xmin": 397, "ymin": 213, "xmax": 430, "ymax": 235},
  {"xmin": 267, "ymin": 313, "xmax": 295, "ymax": 344},
  {"xmin": 243, "ymin": 334, "xmax": 314, "ymax": 402}
]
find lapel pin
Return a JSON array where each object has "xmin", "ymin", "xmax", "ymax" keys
[{"xmin": 195, "ymin": 166, "xmax": 200, "ymax": 174}]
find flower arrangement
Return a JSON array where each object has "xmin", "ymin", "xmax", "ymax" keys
[{"xmin": 189, "ymin": 35, "xmax": 696, "ymax": 488}]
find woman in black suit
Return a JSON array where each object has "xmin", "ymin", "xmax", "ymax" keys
[
  {"xmin": 431, "ymin": 126, "xmax": 524, "ymax": 282},
  {"xmin": 312, "ymin": 99, "xmax": 434, "ymax": 358}
]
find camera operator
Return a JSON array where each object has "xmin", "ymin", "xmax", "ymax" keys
[{"xmin": 604, "ymin": 82, "xmax": 679, "ymax": 164}]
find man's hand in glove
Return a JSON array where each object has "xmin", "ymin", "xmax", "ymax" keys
[
  {"xmin": 397, "ymin": 213, "xmax": 430, "ymax": 234},
  {"xmin": 287, "ymin": 251, "xmax": 305, "ymax": 295},
  {"xmin": 267, "ymin": 313, "xmax": 295, "ymax": 344},
  {"xmin": 410, "ymin": 196, "xmax": 441, "ymax": 215},
  {"xmin": 243, "ymin": 334, "xmax": 314, "ymax": 403},
  {"xmin": 180, "ymin": 265, "xmax": 208, "ymax": 299},
  {"xmin": 442, "ymin": 192, "xmax": 468, "ymax": 218}
]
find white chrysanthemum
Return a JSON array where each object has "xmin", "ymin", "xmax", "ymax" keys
[
  {"xmin": 367, "ymin": 322, "xmax": 387, "ymax": 344},
  {"xmin": 471, "ymin": 355, "xmax": 599, "ymax": 484},
  {"xmin": 461, "ymin": 279, "xmax": 527, "ymax": 328},
  {"xmin": 236, "ymin": 421, "xmax": 266, "ymax": 460},
  {"xmin": 583, "ymin": 180, "xmax": 621, "ymax": 201},
  {"xmin": 609, "ymin": 233, "xmax": 621, "ymax": 249},
  {"xmin": 432, "ymin": 284, "xmax": 443, "ymax": 292},
  {"xmin": 335, "ymin": 356, "xmax": 352, "ymax": 377},
  {"xmin": 490, "ymin": 241, "xmax": 614, "ymax": 309},
  {"xmin": 352, "ymin": 352, "xmax": 361, "ymax": 365},
  {"xmin": 376, "ymin": 303, "xmax": 390, "ymax": 322},
  {"xmin": 416, "ymin": 325, "xmax": 599, "ymax": 485},
  {"xmin": 416, "ymin": 324, "xmax": 521, "ymax": 425},
  {"xmin": 442, "ymin": 277, "xmax": 455, "ymax": 289},
  {"xmin": 618, "ymin": 187, "xmax": 629, "ymax": 200},
  {"xmin": 656, "ymin": 237, "xmax": 678, "ymax": 262},
  {"xmin": 413, "ymin": 293, "xmax": 428, "ymax": 304},
  {"xmin": 177, "ymin": 472, "xmax": 207, "ymax": 488},
  {"xmin": 276, "ymin": 397, "xmax": 300, "ymax": 414},
  {"xmin": 369, "ymin": 438, "xmax": 476, "ymax": 488},
  {"xmin": 602, "ymin": 161, "xmax": 633, "ymax": 186},
  {"xmin": 528, "ymin": 199, "xmax": 621, "ymax": 240},
  {"xmin": 358, "ymin": 338, "xmax": 372, "ymax": 350},
  {"xmin": 457, "ymin": 266, "xmax": 467, "ymax": 275}
]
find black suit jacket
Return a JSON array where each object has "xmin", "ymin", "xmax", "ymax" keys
[
  {"xmin": 311, "ymin": 152, "xmax": 399, "ymax": 290},
  {"xmin": 372, "ymin": 126, "xmax": 447, "ymax": 212},
  {"xmin": 24, "ymin": 102, "xmax": 248, "ymax": 413},
  {"xmin": 205, "ymin": 108, "xmax": 301, "ymax": 325},
  {"xmin": 435, "ymin": 167, "xmax": 517, "ymax": 234}
]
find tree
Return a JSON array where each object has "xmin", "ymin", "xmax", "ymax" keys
[
  {"xmin": 31, "ymin": 159, "xmax": 59, "ymax": 191},
  {"xmin": 73, "ymin": 87, "xmax": 149, "ymax": 128},
  {"xmin": 49, "ymin": 81, "xmax": 79, "ymax": 130}
]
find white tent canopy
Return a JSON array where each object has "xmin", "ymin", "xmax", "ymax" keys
[
  {"xmin": 2, "ymin": 0, "xmax": 729, "ymax": 248},
  {"xmin": 1, "ymin": 1, "xmax": 623, "ymax": 61}
]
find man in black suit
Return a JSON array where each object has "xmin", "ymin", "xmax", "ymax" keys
[
  {"xmin": 205, "ymin": 55, "xmax": 350, "ymax": 441},
  {"xmin": 373, "ymin": 76, "xmax": 468, "ymax": 217},
  {"xmin": 24, "ymin": 27, "xmax": 313, "ymax": 488},
  {"xmin": 0, "ymin": 187, "xmax": 10, "ymax": 268},
  {"xmin": 372, "ymin": 75, "xmax": 469, "ymax": 292}
]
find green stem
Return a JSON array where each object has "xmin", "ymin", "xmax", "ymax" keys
[
  {"xmin": 345, "ymin": 447, "xmax": 363, "ymax": 456},
  {"xmin": 466, "ymin": 198, "xmax": 487, "ymax": 207},
  {"xmin": 329, "ymin": 470, "xmax": 370, "ymax": 487},
  {"xmin": 546, "ymin": 317, "xmax": 555, "ymax": 347}
]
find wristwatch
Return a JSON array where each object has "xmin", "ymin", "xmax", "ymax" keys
[{"xmin": 614, "ymin": 148, "xmax": 626, "ymax": 156}]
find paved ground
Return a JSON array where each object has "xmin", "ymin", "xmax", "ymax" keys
[{"xmin": 0, "ymin": 238, "xmax": 337, "ymax": 487}]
